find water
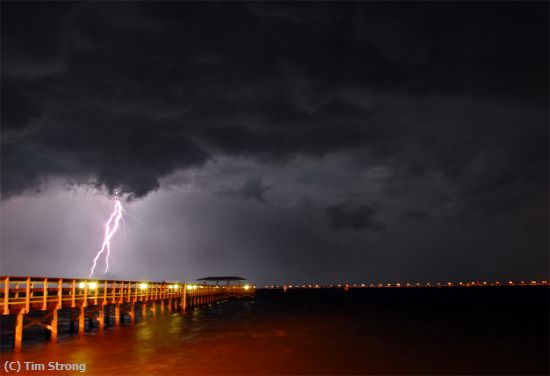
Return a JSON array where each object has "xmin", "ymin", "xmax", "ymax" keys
[{"xmin": 1, "ymin": 287, "xmax": 548, "ymax": 375}]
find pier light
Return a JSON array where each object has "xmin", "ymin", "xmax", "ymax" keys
[
  {"xmin": 508, "ymin": 281, "xmax": 514, "ymax": 285},
  {"xmin": 78, "ymin": 282, "xmax": 86, "ymax": 289},
  {"xmin": 243, "ymin": 285, "xmax": 251, "ymax": 290},
  {"xmin": 88, "ymin": 282, "xmax": 98, "ymax": 290},
  {"xmin": 139, "ymin": 283, "xmax": 148, "ymax": 290}
]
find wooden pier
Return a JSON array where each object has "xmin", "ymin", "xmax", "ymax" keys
[{"xmin": 1, "ymin": 276, "xmax": 255, "ymax": 352}]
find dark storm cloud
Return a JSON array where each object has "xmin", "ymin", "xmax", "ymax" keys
[
  {"xmin": 2, "ymin": 2, "xmax": 547, "ymax": 199},
  {"xmin": 1, "ymin": 2, "xmax": 548, "ymax": 282},
  {"xmin": 1, "ymin": 2, "xmax": 76, "ymax": 78},
  {"xmin": 402, "ymin": 210, "xmax": 431, "ymax": 222},
  {"xmin": 1, "ymin": 79, "xmax": 42, "ymax": 132},
  {"xmin": 219, "ymin": 177, "xmax": 271, "ymax": 203},
  {"xmin": 326, "ymin": 204, "xmax": 384, "ymax": 231}
]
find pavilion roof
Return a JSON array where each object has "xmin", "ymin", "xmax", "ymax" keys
[{"xmin": 196, "ymin": 276, "xmax": 247, "ymax": 281}]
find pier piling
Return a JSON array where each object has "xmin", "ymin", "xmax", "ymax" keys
[{"xmin": 1, "ymin": 276, "xmax": 255, "ymax": 351}]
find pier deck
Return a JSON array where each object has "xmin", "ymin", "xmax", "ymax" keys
[{"xmin": 1, "ymin": 276, "xmax": 255, "ymax": 352}]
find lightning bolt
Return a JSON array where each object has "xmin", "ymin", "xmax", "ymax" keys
[{"xmin": 89, "ymin": 191, "xmax": 124, "ymax": 278}]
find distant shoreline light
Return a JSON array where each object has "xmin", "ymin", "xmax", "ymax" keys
[{"xmin": 263, "ymin": 280, "xmax": 548, "ymax": 289}]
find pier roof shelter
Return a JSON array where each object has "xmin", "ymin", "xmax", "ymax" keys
[{"xmin": 197, "ymin": 276, "xmax": 247, "ymax": 286}]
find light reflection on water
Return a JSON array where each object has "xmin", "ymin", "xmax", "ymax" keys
[{"xmin": 1, "ymin": 288, "xmax": 548, "ymax": 375}]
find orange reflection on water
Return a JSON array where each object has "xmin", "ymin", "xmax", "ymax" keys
[{"xmin": 1, "ymin": 289, "xmax": 548, "ymax": 375}]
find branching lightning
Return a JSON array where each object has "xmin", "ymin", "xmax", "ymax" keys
[{"xmin": 89, "ymin": 191, "xmax": 124, "ymax": 278}]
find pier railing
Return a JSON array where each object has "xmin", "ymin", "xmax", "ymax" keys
[{"xmin": 0, "ymin": 276, "xmax": 255, "ymax": 352}]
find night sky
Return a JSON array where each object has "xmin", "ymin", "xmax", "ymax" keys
[{"xmin": 1, "ymin": 2, "xmax": 548, "ymax": 286}]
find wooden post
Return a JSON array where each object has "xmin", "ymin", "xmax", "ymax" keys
[
  {"xmin": 50, "ymin": 309, "xmax": 58, "ymax": 344},
  {"xmin": 3, "ymin": 277, "xmax": 9, "ymax": 315},
  {"xmin": 151, "ymin": 301, "xmax": 156, "ymax": 317},
  {"xmin": 142, "ymin": 302, "xmax": 147, "ymax": 321},
  {"xmin": 115, "ymin": 303, "xmax": 120, "ymax": 328},
  {"xmin": 98, "ymin": 305, "xmax": 105, "ymax": 332},
  {"xmin": 168, "ymin": 298, "xmax": 172, "ymax": 313},
  {"xmin": 78, "ymin": 306, "xmax": 85, "ymax": 336},
  {"xmin": 103, "ymin": 281, "xmax": 107, "ymax": 305},
  {"xmin": 160, "ymin": 299, "xmax": 165, "ymax": 314},
  {"xmin": 118, "ymin": 282, "xmax": 124, "ymax": 303},
  {"xmin": 111, "ymin": 281, "xmax": 116, "ymax": 304},
  {"xmin": 182, "ymin": 284, "xmax": 187, "ymax": 311},
  {"xmin": 42, "ymin": 278, "xmax": 48, "ymax": 310},
  {"xmin": 130, "ymin": 303, "xmax": 135, "ymax": 325},
  {"xmin": 93, "ymin": 282, "xmax": 98, "ymax": 306},
  {"xmin": 14, "ymin": 309, "xmax": 24, "ymax": 352},
  {"xmin": 71, "ymin": 280, "xmax": 76, "ymax": 307},
  {"xmin": 25, "ymin": 277, "xmax": 31, "ymax": 313},
  {"xmin": 83, "ymin": 283, "xmax": 88, "ymax": 308},
  {"xmin": 57, "ymin": 279, "xmax": 63, "ymax": 310}
]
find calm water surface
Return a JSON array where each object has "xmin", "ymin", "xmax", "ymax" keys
[{"xmin": 1, "ymin": 288, "xmax": 548, "ymax": 375}]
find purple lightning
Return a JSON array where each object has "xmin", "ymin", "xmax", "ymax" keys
[{"xmin": 89, "ymin": 192, "xmax": 124, "ymax": 278}]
